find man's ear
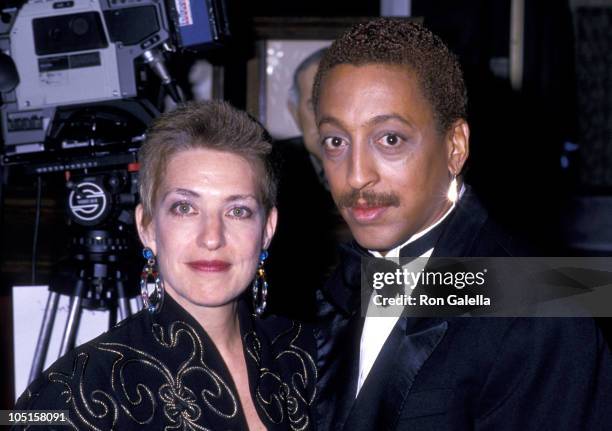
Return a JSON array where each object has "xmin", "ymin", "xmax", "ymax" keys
[
  {"xmin": 262, "ymin": 207, "xmax": 278, "ymax": 250},
  {"xmin": 446, "ymin": 119, "xmax": 470, "ymax": 175},
  {"xmin": 135, "ymin": 204, "xmax": 157, "ymax": 254}
]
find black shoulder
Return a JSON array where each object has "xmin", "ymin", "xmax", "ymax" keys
[
  {"xmin": 476, "ymin": 217, "xmax": 533, "ymax": 257},
  {"xmin": 13, "ymin": 347, "xmax": 105, "ymax": 431},
  {"xmin": 436, "ymin": 184, "xmax": 536, "ymax": 257},
  {"xmin": 478, "ymin": 317, "xmax": 612, "ymax": 425},
  {"xmin": 14, "ymin": 310, "xmax": 149, "ymax": 411}
]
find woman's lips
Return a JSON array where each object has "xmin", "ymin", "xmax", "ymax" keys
[
  {"xmin": 348, "ymin": 205, "xmax": 389, "ymax": 223},
  {"xmin": 186, "ymin": 260, "xmax": 231, "ymax": 272}
]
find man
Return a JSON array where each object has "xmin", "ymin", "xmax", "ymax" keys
[
  {"xmin": 313, "ymin": 18, "xmax": 612, "ymax": 430},
  {"xmin": 266, "ymin": 48, "xmax": 347, "ymax": 321},
  {"xmin": 287, "ymin": 47, "xmax": 328, "ymax": 180}
]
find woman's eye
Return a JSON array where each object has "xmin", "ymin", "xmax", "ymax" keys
[
  {"xmin": 228, "ymin": 206, "xmax": 252, "ymax": 219},
  {"xmin": 379, "ymin": 133, "xmax": 402, "ymax": 146},
  {"xmin": 171, "ymin": 201, "xmax": 195, "ymax": 216},
  {"xmin": 322, "ymin": 136, "xmax": 346, "ymax": 149}
]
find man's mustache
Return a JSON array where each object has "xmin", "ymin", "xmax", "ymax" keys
[{"xmin": 336, "ymin": 189, "xmax": 400, "ymax": 209}]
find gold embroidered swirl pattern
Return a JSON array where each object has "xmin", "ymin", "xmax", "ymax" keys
[
  {"xmin": 245, "ymin": 321, "xmax": 318, "ymax": 431},
  {"xmin": 29, "ymin": 317, "xmax": 315, "ymax": 430},
  {"xmin": 43, "ymin": 320, "xmax": 239, "ymax": 430}
]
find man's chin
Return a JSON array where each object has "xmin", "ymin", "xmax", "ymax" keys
[{"xmin": 351, "ymin": 229, "xmax": 403, "ymax": 254}]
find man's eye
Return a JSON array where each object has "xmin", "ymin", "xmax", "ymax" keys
[
  {"xmin": 322, "ymin": 136, "xmax": 345, "ymax": 149},
  {"xmin": 380, "ymin": 134, "xmax": 402, "ymax": 146}
]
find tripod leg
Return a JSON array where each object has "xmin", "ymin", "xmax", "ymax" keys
[
  {"xmin": 116, "ymin": 279, "xmax": 130, "ymax": 321},
  {"xmin": 28, "ymin": 291, "xmax": 60, "ymax": 383},
  {"xmin": 59, "ymin": 280, "xmax": 84, "ymax": 357},
  {"xmin": 108, "ymin": 305, "xmax": 117, "ymax": 330}
]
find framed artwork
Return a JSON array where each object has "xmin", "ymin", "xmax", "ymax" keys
[
  {"xmin": 247, "ymin": 17, "xmax": 372, "ymax": 140},
  {"xmin": 258, "ymin": 39, "xmax": 331, "ymax": 139}
]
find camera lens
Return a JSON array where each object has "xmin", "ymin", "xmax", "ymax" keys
[{"xmin": 70, "ymin": 17, "xmax": 90, "ymax": 36}]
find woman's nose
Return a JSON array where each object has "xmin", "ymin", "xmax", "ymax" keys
[{"xmin": 196, "ymin": 214, "xmax": 225, "ymax": 250}]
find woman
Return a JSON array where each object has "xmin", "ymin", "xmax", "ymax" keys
[{"xmin": 14, "ymin": 101, "xmax": 317, "ymax": 430}]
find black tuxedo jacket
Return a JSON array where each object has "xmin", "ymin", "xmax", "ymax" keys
[{"xmin": 314, "ymin": 186, "xmax": 612, "ymax": 430}]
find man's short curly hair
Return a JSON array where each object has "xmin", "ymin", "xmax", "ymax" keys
[{"xmin": 312, "ymin": 18, "xmax": 467, "ymax": 133}]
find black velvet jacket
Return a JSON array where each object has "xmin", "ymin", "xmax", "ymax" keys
[
  {"xmin": 315, "ymin": 186, "xmax": 612, "ymax": 430},
  {"xmin": 14, "ymin": 295, "xmax": 317, "ymax": 430}
]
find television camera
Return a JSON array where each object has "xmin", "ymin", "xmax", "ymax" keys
[{"xmin": 0, "ymin": 0, "xmax": 229, "ymax": 170}]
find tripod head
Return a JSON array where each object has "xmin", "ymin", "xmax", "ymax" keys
[{"xmin": 50, "ymin": 167, "xmax": 140, "ymax": 310}]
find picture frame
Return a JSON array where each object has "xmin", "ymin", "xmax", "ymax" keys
[{"xmin": 247, "ymin": 17, "xmax": 372, "ymax": 140}]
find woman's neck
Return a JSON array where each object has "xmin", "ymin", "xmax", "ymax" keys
[{"xmin": 167, "ymin": 290, "xmax": 242, "ymax": 354}]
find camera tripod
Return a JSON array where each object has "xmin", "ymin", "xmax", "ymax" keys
[{"xmin": 28, "ymin": 170, "xmax": 142, "ymax": 383}]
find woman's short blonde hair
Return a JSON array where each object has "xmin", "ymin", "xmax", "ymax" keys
[{"xmin": 138, "ymin": 100, "xmax": 277, "ymax": 226}]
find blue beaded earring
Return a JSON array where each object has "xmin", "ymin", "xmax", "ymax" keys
[
  {"xmin": 140, "ymin": 247, "xmax": 164, "ymax": 313},
  {"xmin": 252, "ymin": 250, "xmax": 269, "ymax": 316}
]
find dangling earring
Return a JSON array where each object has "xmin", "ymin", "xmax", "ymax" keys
[
  {"xmin": 140, "ymin": 247, "xmax": 164, "ymax": 313},
  {"xmin": 447, "ymin": 173, "xmax": 459, "ymax": 203},
  {"xmin": 252, "ymin": 250, "xmax": 269, "ymax": 317}
]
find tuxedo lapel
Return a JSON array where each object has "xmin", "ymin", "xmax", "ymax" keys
[
  {"xmin": 341, "ymin": 317, "xmax": 448, "ymax": 431},
  {"xmin": 384, "ymin": 318, "xmax": 449, "ymax": 429},
  {"xmin": 341, "ymin": 321, "xmax": 403, "ymax": 430}
]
